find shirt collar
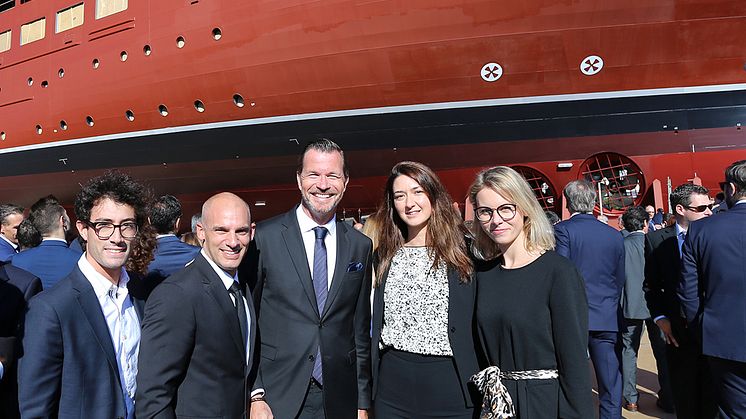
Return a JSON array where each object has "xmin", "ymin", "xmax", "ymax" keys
[
  {"xmin": 156, "ymin": 234, "xmax": 177, "ymax": 239},
  {"xmin": 675, "ymin": 223, "xmax": 687, "ymax": 236},
  {"xmin": 77, "ymin": 254, "xmax": 130, "ymax": 298},
  {"xmin": 42, "ymin": 237, "xmax": 68, "ymax": 243},
  {"xmin": 200, "ymin": 249, "xmax": 238, "ymax": 290},
  {"xmin": 736, "ymin": 199, "xmax": 746, "ymax": 206},
  {"xmin": 0, "ymin": 234, "xmax": 17, "ymax": 250},
  {"xmin": 296, "ymin": 204, "xmax": 336, "ymax": 236}
]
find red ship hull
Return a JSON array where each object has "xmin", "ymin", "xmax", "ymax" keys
[{"xmin": 1, "ymin": 0, "xmax": 746, "ymax": 219}]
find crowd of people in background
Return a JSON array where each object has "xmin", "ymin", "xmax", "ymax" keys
[{"xmin": 0, "ymin": 139, "xmax": 744, "ymax": 419}]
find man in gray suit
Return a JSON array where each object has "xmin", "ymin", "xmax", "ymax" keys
[
  {"xmin": 249, "ymin": 139, "xmax": 372, "ymax": 419},
  {"xmin": 620, "ymin": 206, "xmax": 671, "ymax": 412}
]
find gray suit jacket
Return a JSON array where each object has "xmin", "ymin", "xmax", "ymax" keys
[
  {"xmin": 622, "ymin": 231, "xmax": 650, "ymax": 319},
  {"xmin": 249, "ymin": 207, "xmax": 372, "ymax": 419}
]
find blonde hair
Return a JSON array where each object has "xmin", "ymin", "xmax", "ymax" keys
[{"xmin": 468, "ymin": 166, "xmax": 555, "ymax": 260}]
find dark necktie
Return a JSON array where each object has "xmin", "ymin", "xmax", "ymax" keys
[
  {"xmin": 312, "ymin": 226, "xmax": 328, "ymax": 384},
  {"xmin": 228, "ymin": 282, "xmax": 248, "ymax": 359}
]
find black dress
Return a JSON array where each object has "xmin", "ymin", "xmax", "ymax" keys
[{"xmin": 475, "ymin": 251, "xmax": 593, "ymax": 418}]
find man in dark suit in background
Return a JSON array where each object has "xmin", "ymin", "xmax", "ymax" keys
[
  {"xmin": 0, "ymin": 264, "xmax": 41, "ymax": 419},
  {"xmin": 619, "ymin": 206, "xmax": 672, "ymax": 413},
  {"xmin": 12, "ymin": 195, "xmax": 82, "ymax": 289},
  {"xmin": 679, "ymin": 160, "xmax": 746, "ymax": 417},
  {"xmin": 0, "ymin": 204, "xmax": 24, "ymax": 263},
  {"xmin": 19, "ymin": 171, "xmax": 151, "ymax": 419},
  {"xmin": 250, "ymin": 139, "xmax": 372, "ymax": 419},
  {"xmin": 555, "ymin": 180, "xmax": 625, "ymax": 419},
  {"xmin": 145, "ymin": 194, "xmax": 200, "ymax": 284},
  {"xmin": 137, "ymin": 192, "xmax": 256, "ymax": 418},
  {"xmin": 645, "ymin": 183, "xmax": 715, "ymax": 418}
]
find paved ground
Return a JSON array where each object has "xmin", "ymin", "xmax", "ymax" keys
[{"xmin": 590, "ymin": 328, "xmax": 676, "ymax": 419}]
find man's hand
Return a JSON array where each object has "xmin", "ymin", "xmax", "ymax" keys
[
  {"xmin": 655, "ymin": 318, "xmax": 679, "ymax": 347},
  {"xmin": 250, "ymin": 400, "xmax": 273, "ymax": 419},
  {"xmin": 357, "ymin": 409, "xmax": 368, "ymax": 419}
]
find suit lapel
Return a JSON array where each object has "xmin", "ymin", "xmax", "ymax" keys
[
  {"xmin": 196, "ymin": 255, "xmax": 246, "ymax": 357},
  {"xmin": 280, "ymin": 211, "xmax": 319, "ymax": 317},
  {"xmin": 71, "ymin": 269, "xmax": 120, "ymax": 381},
  {"xmin": 323, "ymin": 222, "xmax": 350, "ymax": 318}
]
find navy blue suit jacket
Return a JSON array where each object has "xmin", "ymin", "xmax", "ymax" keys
[
  {"xmin": 145, "ymin": 235, "xmax": 200, "ymax": 283},
  {"xmin": 0, "ymin": 265, "xmax": 41, "ymax": 419},
  {"xmin": 12, "ymin": 239, "xmax": 82, "ymax": 290},
  {"xmin": 18, "ymin": 266, "xmax": 147, "ymax": 419},
  {"xmin": 555, "ymin": 214, "xmax": 626, "ymax": 331},
  {"xmin": 678, "ymin": 203, "xmax": 746, "ymax": 362},
  {"xmin": 0, "ymin": 238, "xmax": 17, "ymax": 263}
]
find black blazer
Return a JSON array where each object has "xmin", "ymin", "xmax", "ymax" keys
[
  {"xmin": 371, "ymin": 263, "xmax": 479, "ymax": 407},
  {"xmin": 136, "ymin": 253, "xmax": 257, "ymax": 419},
  {"xmin": 19, "ymin": 266, "xmax": 146, "ymax": 419},
  {"xmin": 0, "ymin": 265, "xmax": 41, "ymax": 419},
  {"xmin": 249, "ymin": 208, "xmax": 373, "ymax": 419},
  {"xmin": 644, "ymin": 225, "xmax": 686, "ymax": 328}
]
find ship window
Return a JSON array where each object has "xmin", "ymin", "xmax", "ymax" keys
[
  {"xmin": 0, "ymin": 30, "xmax": 10, "ymax": 53},
  {"xmin": 0, "ymin": 0, "xmax": 14, "ymax": 14},
  {"xmin": 56, "ymin": 3, "xmax": 84, "ymax": 33},
  {"xmin": 20, "ymin": 17, "xmax": 45, "ymax": 45},
  {"xmin": 95, "ymin": 0, "xmax": 127, "ymax": 19}
]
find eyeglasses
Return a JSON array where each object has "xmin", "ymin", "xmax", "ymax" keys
[
  {"xmin": 684, "ymin": 204, "xmax": 713, "ymax": 213},
  {"xmin": 475, "ymin": 204, "xmax": 518, "ymax": 223},
  {"xmin": 84, "ymin": 220, "xmax": 138, "ymax": 240}
]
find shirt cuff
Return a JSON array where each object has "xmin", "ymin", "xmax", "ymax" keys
[
  {"xmin": 653, "ymin": 315, "xmax": 667, "ymax": 323},
  {"xmin": 0, "ymin": 360, "xmax": 4, "ymax": 380},
  {"xmin": 250, "ymin": 388, "xmax": 264, "ymax": 398}
]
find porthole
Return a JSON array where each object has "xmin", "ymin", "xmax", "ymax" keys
[
  {"xmin": 92, "ymin": 58, "xmax": 100, "ymax": 69},
  {"xmin": 86, "ymin": 116, "xmax": 94, "ymax": 126},
  {"xmin": 194, "ymin": 100, "xmax": 205, "ymax": 112},
  {"xmin": 35, "ymin": 125, "xmax": 42, "ymax": 134},
  {"xmin": 212, "ymin": 28, "xmax": 222, "ymax": 40},
  {"xmin": 0, "ymin": 132, "xmax": 5, "ymax": 141},
  {"xmin": 176, "ymin": 36, "xmax": 185, "ymax": 48},
  {"xmin": 120, "ymin": 51, "xmax": 128, "ymax": 62},
  {"xmin": 27, "ymin": 77, "xmax": 33, "ymax": 86},
  {"xmin": 58, "ymin": 68, "xmax": 64, "ymax": 78},
  {"xmin": 143, "ymin": 45, "xmax": 152, "ymax": 56},
  {"xmin": 41, "ymin": 80, "xmax": 48, "ymax": 88},
  {"xmin": 158, "ymin": 104, "xmax": 168, "ymax": 116},
  {"xmin": 579, "ymin": 152, "xmax": 645, "ymax": 214},
  {"xmin": 60, "ymin": 120, "xmax": 68, "ymax": 130},
  {"xmin": 125, "ymin": 110, "xmax": 135, "ymax": 121},
  {"xmin": 233, "ymin": 94, "xmax": 245, "ymax": 108}
]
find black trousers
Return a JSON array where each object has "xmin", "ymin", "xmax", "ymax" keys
[
  {"xmin": 374, "ymin": 349, "xmax": 475, "ymax": 419},
  {"xmin": 666, "ymin": 322, "xmax": 717, "ymax": 419}
]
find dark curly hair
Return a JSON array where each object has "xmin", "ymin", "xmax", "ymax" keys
[{"xmin": 74, "ymin": 170, "xmax": 155, "ymax": 274}]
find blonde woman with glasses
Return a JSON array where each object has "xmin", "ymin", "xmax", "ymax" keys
[{"xmin": 469, "ymin": 166, "xmax": 593, "ymax": 418}]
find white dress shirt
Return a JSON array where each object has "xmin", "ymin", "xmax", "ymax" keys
[
  {"xmin": 296, "ymin": 205, "xmax": 337, "ymax": 290},
  {"xmin": 200, "ymin": 249, "xmax": 251, "ymax": 364},
  {"xmin": 78, "ymin": 255, "xmax": 139, "ymax": 419}
]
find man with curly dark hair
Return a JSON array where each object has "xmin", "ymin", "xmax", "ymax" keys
[{"xmin": 19, "ymin": 170, "xmax": 152, "ymax": 419}]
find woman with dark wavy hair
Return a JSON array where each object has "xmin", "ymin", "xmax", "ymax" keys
[{"xmin": 371, "ymin": 161, "xmax": 479, "ymax": 418}]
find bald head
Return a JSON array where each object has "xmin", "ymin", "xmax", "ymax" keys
[
  {"xmin": 197, "ymin": 192, "xmax": 253, "ymax": 275},
  {"xmin": 202, "ymin": 192, "xmax": 250, "ymax": 221}
]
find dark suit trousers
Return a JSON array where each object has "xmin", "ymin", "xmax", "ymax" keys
[
  {"xmin": 707, "ymin": 356, "xmax": 746, "ymax": 419},
  {"xmin": 666, "ymin": 323, "xmax": 717, "ymax": 419},
  {"xmin": 298, "ymin": 380, "xmax": 325, "ymax": 419},
  {"xmin": 589, "ymin": 331, "xmax": 622, "ymax": 419}
]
